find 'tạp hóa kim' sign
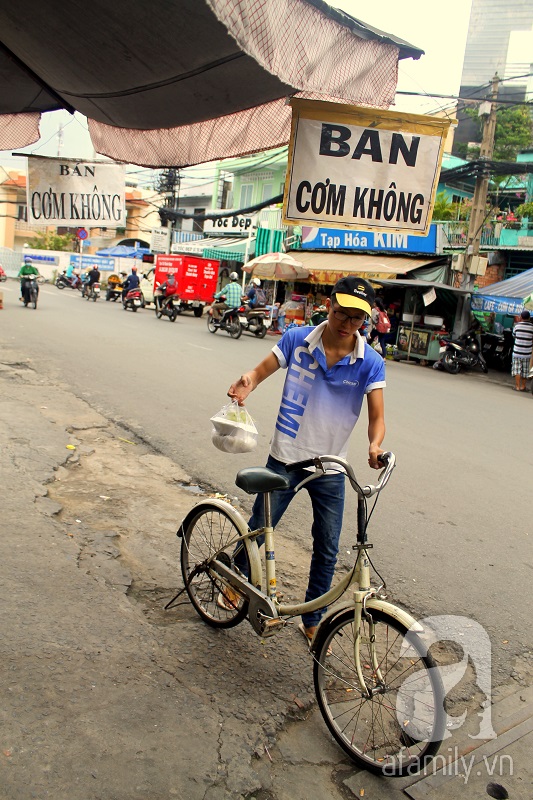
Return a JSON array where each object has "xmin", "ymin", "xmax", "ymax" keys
[{"xmin": 283, "ymin": 100, "xmax": 453, "ymax": 236}]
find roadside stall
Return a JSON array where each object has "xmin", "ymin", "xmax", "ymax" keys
[{"xmin": 373, "ymin": 278, "xmax": 472, "ymax": 363}]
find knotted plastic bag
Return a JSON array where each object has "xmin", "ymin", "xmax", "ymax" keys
[{"xmin": 210, "ymin": 399, "xmax": 258, "ymax": 453}]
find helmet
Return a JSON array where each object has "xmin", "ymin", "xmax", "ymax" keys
[
  {"xmin": 24, "ymin": 256, "xmax": 32, "ymax": 263},
  {"xmin": 229, "ymin": 272, "xmax": 239, "ymax": 281},
  {"xmin": 132, "ymin": 266, "xmax": 138, "ymax": 272},
  {"xmin": 252, "ymin": 277, "xmax": 261, "ymax": 286}
]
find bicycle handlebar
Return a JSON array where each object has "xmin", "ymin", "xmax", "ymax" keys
[
  {"xmin": 285, "ymin": 457, "xmax": 317, "ymax": 472},
  {"xmin": 286, "ymin": 452, "xmax": 396, "ymax": 498}
]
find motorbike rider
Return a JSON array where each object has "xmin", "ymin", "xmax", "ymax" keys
[
  {"xmin": 121, "ymin": 266, "xmax": 140, "ymax": 301},
  {"xmin": 84, "ymin": 264, "xmax": 101, "ymax": 296},
  {"xmin": 156, "ymin": 273, "xmax": 178, "ymax": 311},
  {"xmin": 87, "ymin": 264, "xmax": 101, "ymax": 286},
  {"xmin": 18, "ymin": 257, "xmax": 39, "ymax": 303},
  {"xmin": 70, "ymin": 268, "xmax": 82, "ymax": 289},
  {"xmin": 245, "ymin": 277, "xmax": 262, "ymax": 310},
  {"xmin": 211, "ymin": 271, "xmax": 242, "ymax": 320}
]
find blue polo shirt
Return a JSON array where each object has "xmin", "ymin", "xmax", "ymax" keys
[{"xmin": 270, "ymin": 322, "xmax": 385, "ymax": 463}]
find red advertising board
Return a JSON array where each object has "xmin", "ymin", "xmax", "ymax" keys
[{"xmin": 154, "ymin": 254, "xmax": 220, "ymax": 305}]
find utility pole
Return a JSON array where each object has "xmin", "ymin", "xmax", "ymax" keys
[
  {"xmin": 455, "ymin": 74, "xmax": 499, "ymax": 335},
  {"xmin": 156, "ymin": 168, "xmax": 181, "ymax": 254}
]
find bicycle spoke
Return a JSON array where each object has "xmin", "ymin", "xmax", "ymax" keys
[{"xmin": 314, "ymin": 610, "xmax": 444, "ymax": 776}]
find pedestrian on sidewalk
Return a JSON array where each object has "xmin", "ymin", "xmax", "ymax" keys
[
  {"xmin": 227, "ymin": 276, "xmax": 386, "ymax": 643},
  {"xmin": 511, "ymin": 309, "xmax": 533, "ymax": 391},
  {"xmin": 369, "ymin": 298, "xmax": 391, "ymax": 359}
]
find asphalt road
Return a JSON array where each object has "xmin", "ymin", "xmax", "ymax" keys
[{"xmin": 3, "ymin": 279, "xmax": 532, "ymax": 677}]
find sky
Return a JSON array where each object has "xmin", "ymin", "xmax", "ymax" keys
[
  {"xmin": 0, "ymin": 0, "xmax": 473, "ymax": 188},
  {"xmin": 331, "ymin": 0, "xmax": 473, "ymax": 115}
]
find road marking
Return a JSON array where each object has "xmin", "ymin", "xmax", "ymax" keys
[
  {"xmin": 187, "ymin": 343, "xmax": 212, "ymax": 351},
  {"xmin": 42, "ymin": 289, "xmax": 80, "ymax": 297}
]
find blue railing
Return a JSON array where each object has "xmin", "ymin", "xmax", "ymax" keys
[{"xmin": 436, "ymin": 220, "xmax": 533, "ymax": 249}]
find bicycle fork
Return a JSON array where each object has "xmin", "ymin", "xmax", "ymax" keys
[{"xmin": 351, "ymin": 547, "xmax": 385, "ymax": 698}]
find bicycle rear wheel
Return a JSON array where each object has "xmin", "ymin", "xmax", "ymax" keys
[
  {"xmin": 313, "ymin": 609, "xmax": 445, "ymax": 776},
  {"xmin": 181, "ymin": 506, "xmax": 250, "ymax": 628}
]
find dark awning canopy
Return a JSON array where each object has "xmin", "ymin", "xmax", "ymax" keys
[
  {"xmin": 0, "ymin": 0, "xmax": 424, "ymax": 166},
  {"xmin": 375, "ymin": 278, "xmax": 471, "ymax": 295}
]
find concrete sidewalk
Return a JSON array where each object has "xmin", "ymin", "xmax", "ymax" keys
[{"xmin": 1, "ymin": 346, "xmax": 532, "ymax": 800}]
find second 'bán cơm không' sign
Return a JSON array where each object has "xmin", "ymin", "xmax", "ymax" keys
[{"xmin": 283, "ymin": 99, "xmax": 453, "ymax": 236}]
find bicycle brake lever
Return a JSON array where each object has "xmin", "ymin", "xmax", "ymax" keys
[{"xmin": 293, "ymin": 468, "xmax": 324, "ymax": 492}]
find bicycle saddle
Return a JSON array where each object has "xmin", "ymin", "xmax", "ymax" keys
[{"xmin": 235, "ymin": 467, "xmax": 290, "ymax": 494}]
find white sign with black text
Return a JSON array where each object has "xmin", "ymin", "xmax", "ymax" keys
[
  {"xmin": 150, "ymin": 227, "xmax": 170, "ymax": 253},
  {"xmin": 203, "ymin": 213, "xmax": 255, "ymax": 236},
  {"xmin": 26, "ymin": 156, "xmax": 126, "ymax": 227},
  {"xmin": 283, "ymin": 100, "xmax": 452, "ymax": 235}
]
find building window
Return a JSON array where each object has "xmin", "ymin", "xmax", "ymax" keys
[
  {"xmin": 239, "ymin": 184, "xmax": 253, "ymax": 209},
  {"xmin": 193, "ymin": 208, "xmax": 205, "ymax": 233},
  {"xmin": 17, "ymin": 205, "xmax": 27, "ymax": 221},
  {"xmin": 261, "ymin": 184, "xmax": 274, "ymax": 203}
]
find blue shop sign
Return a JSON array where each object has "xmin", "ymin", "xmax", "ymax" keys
[
  {"xmin": 471, "ymin": 294, "xmax": 523, "ymax": 315},
  {"xmin": 25, "ymin": 253, "xmax": 58, "ymax": 263},
  {"xmin": 69, "ymin": 254, "xmax": 116, "ymax": 271},
  {"xmin": 301, "ymin": 224, "xmax": 437, "ymax": 254}
]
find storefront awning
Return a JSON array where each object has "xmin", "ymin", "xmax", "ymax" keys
[
  {"xmin": 374, "ymin": 278, "xmax": 470, "ymax": 295},
  {"xmin": 288, "ymin": 251, "xmax": 444, "ymax": 284},
  {"xmin": 203, "ymin": 237, "xmax": 256, "ymax": 262},
  {"xmin": 172, "ymin": 236, "xmax": 255, "ymax": 261}
]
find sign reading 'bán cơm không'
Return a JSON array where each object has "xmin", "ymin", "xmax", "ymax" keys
[
  {"xmin": 283, "ymin": 100, "xmax": 453, "ymax": 236},
  {"xmin": 26, "ymin": 156, "xmax": 126, "ymax": 227}
]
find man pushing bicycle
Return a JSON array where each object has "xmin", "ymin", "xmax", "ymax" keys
[{"xmin": 228, "ymin": 276, "xmax": 386, "ymax": 644}]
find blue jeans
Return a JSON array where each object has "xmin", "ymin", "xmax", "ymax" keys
[{"xmin": 236, "ymin": 455, "xmax": 345, "ymax": 628}]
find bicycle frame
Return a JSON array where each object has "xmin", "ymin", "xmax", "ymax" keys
[
  {"xmin": 206, "ymin": 499, "xmax": 420, "ymax": 630},
  {"xmin": 178, "ymin": 452, "xmax": 445, "ymax": 772}
]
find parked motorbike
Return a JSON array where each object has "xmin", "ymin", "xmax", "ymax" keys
[
  {"xmin": 238, "ymin": 303, "xmax": 271, "ymax": 338},
  {"xmin": 154, "ymin": 285, "xmax": 179, "ymax": 322},
  {"xmin": 207, "ymin": 304, "xmax": 242, "ymax": 338},
  {"xmin": 481, "ymin": 330, "xmax": 513, "ymax": 372},
  {"xmin": 122, "ymin": 287, "xmax": 144, "ymax": 312},
  {"xmin": 434, "ymin": 329, "xmax": 488, "ymax": 374},
  {"xmin": 0, "ymin": 266, "xmax": 7, "ymax": 282},
  {"xmin": 21, "ymin": 276, "xmax": 39, "ymax": 309},
  {"xmin": 55, "ymin": 270, "xmax": 82, "ymax": 290},
  {"xmin": 85, "ymin": 282, "xmax": 101, "ymax": 302}
]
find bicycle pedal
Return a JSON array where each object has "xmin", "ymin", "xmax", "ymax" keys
[{"xmin": 262, "ymin": 618, "xmax": 285, "ymax": 631}]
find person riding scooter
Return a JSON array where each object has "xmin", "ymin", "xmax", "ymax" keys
[
  {"xmin": 121, "ymin": 267, "xmax": 140, "ymax": 304},
  {"xmin": 211, "ymin": 271, "xmax": 242, "ymax": 319},
  {"xmin": 82, "ymin": 264, "xmax": 101, "ymax": 298},
  {"xmin": 245, "ymin": 277, "xmax": 266, "ymax": 310},
  {"xmin": 155, "ymin": 273, "xmax": 179, "ymax": 313},
  {"xmin": 18, "ymin": 257, "xmax": 40, "ymax": 303}
]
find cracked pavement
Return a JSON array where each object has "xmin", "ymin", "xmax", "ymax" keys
[{"xmin": 0, "ymin": 350, "xmax": 371, "ymax": 800}]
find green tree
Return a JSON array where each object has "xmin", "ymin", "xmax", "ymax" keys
[
  {"xmin": 432, "ymin": 192, "xmax": 454, "ymax": 220},
  {"xmin": 27, "ymin": 231, "xmax": 75, "ymax": 251},
  {"xmin": 431, "ymin": 193, "xmax": 472, "ymax": 221},
  {"xmin": 462, "ymin": 105, "xmax": 532, "ymax": 161}
]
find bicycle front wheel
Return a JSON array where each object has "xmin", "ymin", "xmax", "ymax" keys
[
  {"xmin": 313, "ymin": 609, "xmax": 445, "ymax": 777},
  {"xmin": 181, "ymin": 506, "xmax": 250, "ymax": 628}
]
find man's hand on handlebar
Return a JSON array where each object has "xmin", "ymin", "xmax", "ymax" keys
[{"xmin": 368, "ymin": 445, "xmax": 385, "ymax": 470}]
